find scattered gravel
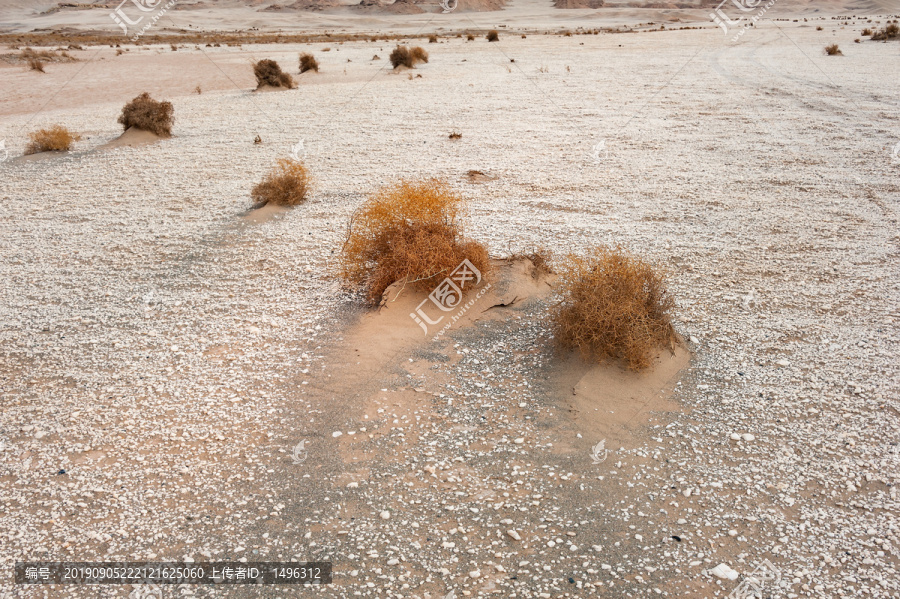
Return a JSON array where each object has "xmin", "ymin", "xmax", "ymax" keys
[{"xmin": 1, "ymin": 18, "xmax": 898, "ymax": 598}]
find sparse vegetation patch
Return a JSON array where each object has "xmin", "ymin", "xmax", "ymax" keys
[
  {"xmin": 117, "ymin": 92, "xmax": 174, "ymax": 137},
  {"xmin": 552, "ymin": 246, "xmax": 676, "ymax": 371},
  {"xmin": 251, "ymin": 159, "xmax": 311, "ymax": 207},
  {"xmin": 25, "ymin": 125, "xmax": 80, "ymax": 154},
  {"xmin": 340, "ymin": 179, "xmax": 489, "ymax": 304}
]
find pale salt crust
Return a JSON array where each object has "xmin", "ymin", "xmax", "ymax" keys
[{"xmin": 1, "ymin": 18, "xmax": 899, "ymax": 599}]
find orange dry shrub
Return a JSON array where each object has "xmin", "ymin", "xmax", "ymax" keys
[
  {"xmin": 251, "ymin": 159, "xmax": 311, "ymax": 206},
  {"xmin": 340, "ymin": 179, "xmax": 489, "ymax": 304},
  {"xmin": 25, "ymin": 125, "xmax": 80, "ymax": 154},
  {"xmin": 552, "ymin": 246, "xmax": 676, "ymax": 370}
]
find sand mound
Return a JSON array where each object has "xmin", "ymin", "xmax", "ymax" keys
[
  {"xmin": 98, "ymin": 127, "xmax": 162, "ymax": 151},
  {"xmin": 254, "ymin": 83, "xmax": 294, "ymax": 92}
]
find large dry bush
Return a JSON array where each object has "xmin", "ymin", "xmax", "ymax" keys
[
  {"xmin": 299, "ymin": 52, "xmax": 319, "ymax": 73},
  {"xmin": 117, "ymin": 92, "xmax": 174, "ymax": 136},
  {"xmin": 25, "ymin": 125, "xmax": 80, "ymax": 154},
  {"xmin": 340, "ymin": 179, "xmax": 489, "ymax": 304},
  {"xmin": 552, "ymin": 246, "xmax": 676, "ymax": 371},
  {"xmin": 251, "ymin": 159, "xmax": 311, "ymax": 207},
  {"xmin": 253, "ymin": 59, "xmax": 295, "ymax": 88}
]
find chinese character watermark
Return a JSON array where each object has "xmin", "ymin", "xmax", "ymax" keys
[
  {"xmin": 291, "ymin": 439, "xmax": 308, "ymax": 464},
  {"xmin": 710, "ymin": 0, "xmax": 780, "ymax": 42},
  {"xmin": 110, "ymin": 0, "xmax": 179, "ymax": 41},
  {"xmin": 290, "ymin": 139, "xmax": 305, "ymax": 161},
  {"xmin": 590, "ymin": 439, "xmax": 609, "ymax": 464},
  {"xmin": 727, "ymin": 560, "xmax": 781, "ymax": 599},
  {"xmin": 590, "ymin": 140, "xmax": 607, "ymax": 163},
  {"xmin": 410, "ymin": 259, "xmax": 490, "ymax": 339}
]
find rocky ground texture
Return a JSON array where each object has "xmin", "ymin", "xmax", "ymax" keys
[{"xmin": 1, "ymin": 18, "xmax": 899, "ymax": 598}]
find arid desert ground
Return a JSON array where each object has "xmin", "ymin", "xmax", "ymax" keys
[{"xmin": 1, "ymin": 2, "xmax": 899, "ymax": 598}]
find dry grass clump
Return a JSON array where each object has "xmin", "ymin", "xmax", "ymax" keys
[
  {"xmin": 28, "ymin": 58, "xmax": 44, "ymax": 72},
  {"xmin": 389, "ymin": 45, "xmax": 428, "ymax": 68},
  {"xmin": 299, "ymin": 52, "xmax": 319, "ymax": 73},
  {"xmin": 871, "ymin": 23, "xmax": 899, "ymax": 40},
  {"xmin": 487, "ymin": 30, "xmax": 499, "ymax": 42},
  {"xmin": 340, "ymin": 179, "xmax": 489, "ymax": 304},
  {"xmin": 250, "ymin": 159, "xmax": 311, "ymax": 207},
  {"xmin": 861, "ymin": 27, "xmax": 873, "ymax": 35},
  {"xmin": 552, "ymin": 246, "xmax": 676, "ymax": 371},
  {"xmin": 449, "ymin": 131, "xmax": 462, "ymax": 139},
  {"xmin": 24, "ymin": 125, "xmax": 80, "ymax": 154},
  {"xmin": 824, "ymin": 43, "xmax": 842, "ymax": 55},
  {"xmin": 428, "ymin": 35, "xmax": 438, "ymax": 43},
  {"xmin": 466, "ymin": 34, "xmax": 475, "ymax": 41},
  {"xmin": 117, "ymin": 92, "xmax": 174, "ymax": 136},
  {"xmin": 410, "ymin": 46, "xmax": 428, "ymax": 63},
  {"xmin": 253, "ymin": 59, "xmax": 295, "ymax": 88}
]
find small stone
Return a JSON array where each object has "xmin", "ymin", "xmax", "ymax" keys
[
  {"xmin": 468, "ymin": 570, "xmax": 481, "ymax": 578},
  {"xmin": 710, "ymin": 564, "xmax": 738, "ymax": 580},
  {"xmin": 506, "ymin": 530, "xmax": 521, "ymax": 541},
  {"xmin": 591, "ymin": 545, "xmax": 602, "ymax": 552},
  {"xmin": 689, "ymin": 336, "xmax": 699, "ymax": 344},
  {"xmin": 728, "ymin": 530, "xmax": 738, "ymax": 537},
  {"xmin": 332, "ymin": 431, "xmax": 342, "ymax": 438},
  {"xmin": 514, "ymin": 438, "xmax": 525, "ymax": 444},
  {"xmin": 741, "ymin": 433, "xmax": 755, "ymax": 442},
  {"xmin": 729, "ymin": 433, "xmax": 741, "ymax": 441},
  {"xmin": 387, "ymin": 558, "xmax": 399, "ymax": 566},
  {"xmin": 683, "ymin": 488, "xmax": 693, "ymax": 498},
  {"xmin": 380, "ymin": 510, "xmax": 390, "ymax": 520},
  {"xmin": 776, "ymin": 359, "xmax": 790, "ymax": 367}
]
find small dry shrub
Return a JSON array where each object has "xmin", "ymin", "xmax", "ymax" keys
[
  {"xmin": 466, "ymin": 34, "xmax": 475, "ymax": 41},
  {"xmin": 117, "ymin": 92, "xmax": 174, "ymax": 136},
  {"xmin": 861, "ymin": 27, "xmax": 873, "ymax": 35},
  {"xmin": 449, "ymin": 131, "xmax": 462, "ymax": 139},
  {"xmin": 390, "ymin": 45, "xmax": 412, "ymax": 68},
  {"xmin": 410, "ymin": 46, "xmax": 428, "ymax": 63},
  {"xmin": 824, "ymin": 43, "xmax": 842, "ymax": 55},
  {"xmin": 372, "ymin": 54, "xmax": 381, "ymax": 60},
  {"xmin": 299, "ymin": 52, "xmax": 319, "ymax": 73},
  {"xmin": 816, "ymin": 26, "xmax": 823, "ymax": 30},
  {"xmin": 25, "ymin": 125, "xmax": 80, "ymax": 154},
  {"xmin": 195, "ymin": 85, "xmax": 202, "ymax": 94},
  {"xmin": 250, "ymin": 159, "xmax": 311, "ymax": 207},
  {"xmin": 487, "ymin": 30, "xmax": 499, "ymax": 42},
  {"xmin": 521, "ymin": 34, "xmax": 527, "ymax": 38},
  {"xmin": 28, "ymin": 58, "xmax": 44, "ymax": 72},
  {"xmin": 340, "ymin": 179, "xmax": 489, "ymax": 304},
  {"xmin": 428, "ymin": 35, "xmax": 438, "ymax": 43},
  {"xmin": 253, "ymin": 59, "xmax": 295, "ymax": 88},
  {"xmin": 552, "ymin": 246, "xmax": 676, "ymax": 371}
]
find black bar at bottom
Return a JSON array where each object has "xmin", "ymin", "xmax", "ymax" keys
[{"xmin": 15, "ymin": 562, "xmax": 332, "ymax": 584}]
